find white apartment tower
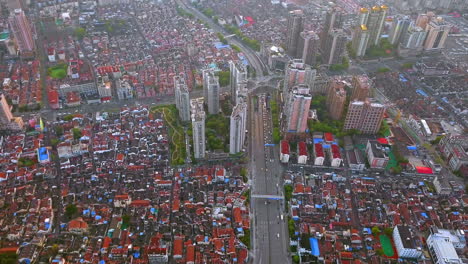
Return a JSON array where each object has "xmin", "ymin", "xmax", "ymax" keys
[
  {"xmin": 191, "ymin": 98, "xmax": 206, "ymax": 159},
  {"xmin": 229, "ymin": 102, "xmax": 247, "ymax": 154},
  {"xmin": 229, "ymin": 61, "xmax": 248, "ymax": 105},
  {"xmin": 203, "ymin": 70, "xmax": 220, "ymax": 115},
  {"xmin": 174, "ymin": 75, "xmax": 191, "ymax": 122}
]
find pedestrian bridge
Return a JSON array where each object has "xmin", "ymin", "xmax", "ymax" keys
[{"xmin": 251, "ymin": 194, "xmax": 284, "ymax": 200}]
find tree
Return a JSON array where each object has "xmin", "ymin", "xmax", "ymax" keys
[
  {"xmin": 51, "ymin": 138, "xmax": 60, "ymax": 146},
  {"xmin": 63, "ymin": 114, "xmax": 74, "ymax": 121},
  {"xmin": 215, "ymin": 71, "xmax": 230, "ymax": 87},
  {"xmin": 346, "ymin": 42, "xmax": 356, "ymax": 59},
  {"xmin": 74, "ymin": 27, "xmax": 86, "ymax": 40},
  {"xmin": 292, "ymin": 255, "xmax": 300, "ymax": 263},
  {"xmin": 284, "ymin": 185, "xmax": 293, "ymax": 201},
  {"xmin": 65, "ymin": 204, "xmax": 78, "ymax": 219},
  {"xmin": 0, "ymin": 252, "xmax": 18, "ymax": 264},
  {"xmin": 240, "ymin": 167, "xmax": 248, "ymax": 183},
  {"xmin": 122, "ymin": 215, "xmax": 131, "ymax": 227},
  {"xmin": 239, "ymin": 229, "xmax": 251, "ymax": 248},
  {"xmin": 371, "ymin": 226, "xmax": 381, "ymax": 236},
  {"xmin": 376, "ymin": 249, "xmax": 384, "ymax": 256},
  {"xmin": 378, "ymin": 119, "xmax": 390, "ymax": 137},
  {"xmin": 384, "ymin": 227, "xmax": 393, "ymax": 236},
  {"xmin": 55, "ymin": 126, "xmax": 64, "ymax": 137},
  {"xmin": 401, "ymin": 62, "xmax": 414, "ymax": 69},
  {"xmin": 49, "ymin": 244, "xmax": 59, "ymax": 258},
  {"xmin": 300, "ymin": 233, "xmax": 311, "ymax": 249},
  {"xmin": 377, "ymin": 67, "xmax": 390, "ymax": 73},
  {"xmin": 430, "ymin": 135, "xmax": 444, "ymax": 145},
  {"xmin": 72, "ymin": 128, "xmax": 82, "ymax": 140}
]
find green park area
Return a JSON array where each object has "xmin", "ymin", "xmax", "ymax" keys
[
  {"xmin": 206, "ymin": 114, "xmax": 229, "ymax": 152},
  {"xmin": 366, "ymin": 39, "xmax": 397, "ymax": 58},
  {"xmin": 151, "ymin": 105, "xmax": 186, "ymax": 165},
  {"xmin": 47, "ymin": 63, "xmax": 68, "ymax": 79},
  {"xmin": 379, "ymin": 234, "xmax": 395, "ymax": 257}
]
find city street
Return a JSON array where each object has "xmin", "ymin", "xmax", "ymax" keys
[
  {"xmin": 177, "ymin": 0, "xmax": 269, "ymax": 76},
  {"xmin": 249, "ymin": 94, "xmax": 289, "ymax": 264}
]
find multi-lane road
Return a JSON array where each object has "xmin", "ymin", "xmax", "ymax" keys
[
  {"xmin": 176, "ymin": 0, "xmax": 269, "ymax": 77},
  {"xmin": 249, "ymin": 94, "xmax": 289, "ymax": 264}
]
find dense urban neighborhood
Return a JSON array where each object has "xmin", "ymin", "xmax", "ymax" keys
[{"xmin": 0, "ymin": 0, "xmax": 467, "ymax": 263}]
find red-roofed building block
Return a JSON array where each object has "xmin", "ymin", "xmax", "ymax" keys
[
  {"xmin": 416, "ymin": 166, "xmax": 433, "ymax": 174},
  {"xmin": 173, "ymin": 237, "xmax": 184, "ymax": 259},
  {"xmin": 324, "ymin": 132, "xmax": 334, "ymax": 143},
  {"xmin": 330, "ymin": 145, "xmax": 342, "ymax": 167},
  {"xmin": 314, "ymin": 143, "xmax": 325, "ymax": 166},
  {"xmin": 280, "ymin": 140, "xmax": 290, "ymax": 163},
  {"xmin": 298, "ymin": 141, "xmax": 308, "ymax": 164}
]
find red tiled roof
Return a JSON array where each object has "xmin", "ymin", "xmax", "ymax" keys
[
  {"xmin": 0, "ymin": 247, "xmax": 18, "ymax": 254},
  {"xmin": 315, "ymin": 143, "xmax": 324, "ymax": 157},
  {"xmin": 116, "ymin": 153, "xmax": 124, "ymax": 162},
  {"xmin": 331, "ymin": 144, "xmax": 341, "ymax": 159},
  {"xmin": 324, "ymin": 132, "xmax": 333, "ymax": 142},
  {"xmin": 416, "ymin": 166, "xmax": 433, "ymax": 174},
  {"xmin": 130, "ymin": 200, "xmax": 150, "ymax": 207},
  {"xmin": 233, "ymin": 207, "xmax": 242, "ymax": 224},
  {"xmin": 48, "ymin": 90, "xmax": 59, "ymax": 103},
  {"xmin": 298, "ymin": 141, "xmax": 307, "ymax": 156},
  {"xmin": 68, "ymin": 218, "xmax": 88, "ymax": 230},
  {"xmin": 173, "ymin": 238, "xmax": 183, "ymax": 257},
  {"xmin": 281, "ymin": 140, "xmax": 289, "ymax": 155},
  {"xmin": 377, "ymin": 138, "xmax": 388, "ymax": 144},
  {"xmin": 115, "ymin": 194, "xmax": 129, "ymax": 200},
  {"xmin": 186, "ymin": 244, "xmax": 195, "ymax": 262},
  {"xmin": 66, "ymin": 91, "xmax": 80, "ymax": 103},
  {"xmin": 102, "ymin": 237, "xmax": 112, "ymax": 248}
]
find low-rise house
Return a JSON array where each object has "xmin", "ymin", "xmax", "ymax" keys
[
  {"xmin": 366, "ymin": 140, "xmax": 389, "ymax": 169},
  {"xmin": 280, "ymin": 140, "xmax": 290, "ymax": 163},
  {"xmin": 298, "ymin": 141, "xmax": 308, "ymax": 164},
  {"xmin": 314, "ymin": 143, "xmax": 325, "ymax": 166}
]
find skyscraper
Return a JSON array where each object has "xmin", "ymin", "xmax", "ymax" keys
[
  {"xmin": 229, "ymin": 61, "xmax": 247, "ymax": 105},
  {"xmin": 297, "ymin": 31, "xmax": 320, "ymax": 66},
  {"xmin": 389, "ymin": 16, "xmax": 411, "ymax": 45},
  {"xmin": 358, "ymin": 7, "xmax": 370, "ymax": 25},
  {"xmin": 352, "ymin": 25, "xmax": 370, "ymax": 57},
  {"xmin": 191, "ymin": 98, "xmax": 206, "ymax": 159},
  {"xmin": 8, "ymin": 9, "xmax": 34, "ymax": 54},
  {"xmin": 423, "ymin": 17, "xmax": 451, "ymax": 50},
  {"xmin": 415, "ymin": 12, "xmax": 435, "ymax": 29},
  {"xmin": 400, "ymin": 24, "xmax": 427, "ymax": 49},
  {"xmin": 366, "ymin": 5, "xmax": 388, "ymax": 47},
  {"xmin": 286, "ymin": 10, "xmax": 304, "ymax": 57},
  {"xmin": 344, "ymin": 100, "xmax": 386, "ymax": 134},
  {"xmin": 283, "ymin": 59, "xmax": 316, "ymax": 99},
  {"xmin": 229, "ymin": 102, "xmax": 247, "ymax": 154},
  {"xmin": 326, "ymin": 80, "xmax": 347, "ymax": 120},
  {"xmin": 322, "ymin": 29, "xmax": 347, "ymax": 65},
  {"xmin": 203, "ymin": 69, "xmax": 220, "ymax": 115},
  {"xmin": 285, "ymin": 84, "xmax": 312, "ymax": 133},
  {"xmin": 320, "ymin": 6, "xmax": 343, "ymax": 52},
  {"xmin": 0, "ymin": 94, "xmax": 23, "ymax": 131},
  {"xmin": 351, "ymin": 75, "xmax": 372, "ymax": 101},
  {"xmin": 174, "ymin": 74, "xmax": 191, "ymax": 122}
]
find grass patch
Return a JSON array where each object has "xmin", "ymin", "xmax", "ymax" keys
[
  {"xmin": 379, "ymin": 234, "xmax": 395, "ymax": 257},
  {"xmin": 48, "ymin": 63, "xmax": 68, "ymax": 79},
  {"xmin": 239, "ymin": 229, "xmax": 251, "ymax": 249},
  {"xmin": 270, "ymin": 93, "xmax": 281, "ymax": 143},
  {"xmin": 151, "ymin": 105, "xmax": 186, "ymax": 165}
]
